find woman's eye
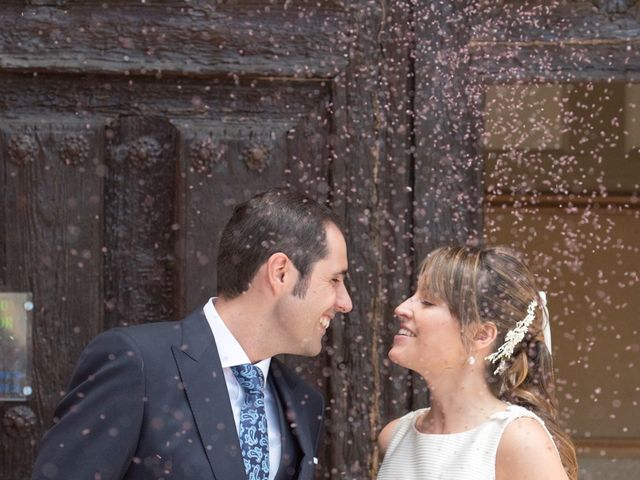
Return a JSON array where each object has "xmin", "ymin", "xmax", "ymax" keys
[{"xmin": 420, "ymin": 300, "xmax": 434, "ymax": 306}]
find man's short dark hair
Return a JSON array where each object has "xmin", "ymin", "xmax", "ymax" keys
[{"xmin": 216, "ymin": 187, "xmax": 343, "ymax": 299}]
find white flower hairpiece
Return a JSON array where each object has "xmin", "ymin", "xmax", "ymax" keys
[{"xmin": 485, "ymin": 298, "xmax": 538, "ymax": 375}]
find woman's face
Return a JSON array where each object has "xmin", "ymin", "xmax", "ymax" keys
[{"xmin": 388, "ymin": 281, "xmax": 468, "ymax": 377}]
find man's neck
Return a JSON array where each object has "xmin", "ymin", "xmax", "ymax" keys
[{"xmin": 214, "ymin": 295, "xmax": 276, "ymax": 363}]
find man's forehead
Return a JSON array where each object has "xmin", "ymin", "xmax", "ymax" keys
[{"xmin": 311, "ymin": 251, "xmax": 348, "ymax": 276}]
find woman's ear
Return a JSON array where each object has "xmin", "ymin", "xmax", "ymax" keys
[{"xmin": 472, "ymin": 322, "xmax": 498, "ymax": 350}]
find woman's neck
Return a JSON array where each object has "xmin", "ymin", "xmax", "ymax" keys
[{"xmin": 418, "ymin": 368, "xmax": 506, "ymax": 434}]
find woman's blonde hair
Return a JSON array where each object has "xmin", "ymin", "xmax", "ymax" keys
[{"xmin": 419, "ymin": 245, "xmax": 577, "ymax": 479}]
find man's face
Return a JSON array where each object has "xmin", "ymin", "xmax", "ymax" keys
[{"xmin": 275, "ymin": 223, "xmax": 352, "ymax": 356}]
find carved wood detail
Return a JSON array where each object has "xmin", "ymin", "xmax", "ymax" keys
[
  {"xmin": 188, "ymin": 135, "xmax": 224, "ymax": 175},
  {"xmin": 2, "ymin": 406, "xmax": 37, "ymax": 439},
  {"xmin": 58, "ymin": 134, "xmax": 89, "ymax": 166},
  {"xmin": 8, "ymin": 133, "xmax": 37, "ymax": 166},
  {"xmin": 245, "ymin": 144, "xmax": 269, "ymax": 173},
  {"xmin": 120, "ymin": 136, "xmax": 163, "ymax": 169}
]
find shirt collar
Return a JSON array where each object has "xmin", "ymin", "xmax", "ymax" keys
[{"xmin": 203, "ymin": 297, "xmax": 271, "ymax": 383}]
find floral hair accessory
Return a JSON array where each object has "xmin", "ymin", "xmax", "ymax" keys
[{"xmin": 485, "ymin": 298, "xmax": 538, "ymax": 375}]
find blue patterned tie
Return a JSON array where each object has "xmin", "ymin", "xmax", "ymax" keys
[{"xmin": 231, "ymin": 364, "xmax": 269, "ymax": 480}]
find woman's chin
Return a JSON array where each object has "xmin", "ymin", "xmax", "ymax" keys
[{"xmin": 388, "ymin": 347, "xmax": 406, "ymax": 368}]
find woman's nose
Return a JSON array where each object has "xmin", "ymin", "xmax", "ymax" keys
[{"xmin": 394, "ymin": 298, "xmax": 411, "ymax": 318}]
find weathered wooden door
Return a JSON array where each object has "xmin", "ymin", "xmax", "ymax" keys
[
  {"xmin": 0, "ymin": 1, "xmax": 481, "ymax": 479},
  {"xmin": 0, "ymin": 2, "xmax": 391, "ymax": 478}
]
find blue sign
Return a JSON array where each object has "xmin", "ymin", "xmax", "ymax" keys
[{"xmin": 0, "ymin": 292, "xmax": 32, "ymax": 401}]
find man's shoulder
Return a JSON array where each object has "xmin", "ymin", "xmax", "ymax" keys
[
  {"xmin": 119, "ymin": 306, "xmax": 205, "ymax": 335},
  {"xmin": 118, "ymin": 319, "xmax": 183, "ymax": 336},
  {"xmin": 93, "ymin": 308, "xmax": 206, "ymax": 353},
  {"xmin": 80, "ymin": 321, "xmax": 181, "ymax": 363}
]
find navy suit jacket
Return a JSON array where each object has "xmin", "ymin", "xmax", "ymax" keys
[{"xmin": 32, "ymin": 308, "xmax": 325, "ymax": 480}]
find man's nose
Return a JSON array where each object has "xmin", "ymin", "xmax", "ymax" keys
[{"xmin": 336, "ymin": 284, "xmax": 353, "ymax": 313}]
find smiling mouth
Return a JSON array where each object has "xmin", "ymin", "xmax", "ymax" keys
[
  {"xmin": 320, "ymin": 315, "xmax": 331, "ymax": 329},
  {"xmin": 397, "ymin": 327, "xmax": 416, "ymax": 337}
]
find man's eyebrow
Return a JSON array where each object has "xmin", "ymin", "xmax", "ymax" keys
[{"xmin": 335, "ymin": 269, "xmax": 348, "ymax": 277}]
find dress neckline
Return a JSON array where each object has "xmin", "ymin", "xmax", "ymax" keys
[{"xmin": 411, "ymin": 404, "xmax": 516, "ymax": 437}]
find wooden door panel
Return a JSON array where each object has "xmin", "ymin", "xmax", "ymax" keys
[
  {"xmin": 177, "ymin": 119, "xmax": 298, "ymax": 311},
  {"xmin": 0, "ymin": 2, "xmax": 421, "ymax": 479},
  {"xmin": 104, "ymin": 116, "xmax": 179, "ymax": 329},
  {"xmin": 0, "ymin": 119, "xmax": 104, "ymax": 479},
  {"xmin": 173, "ymin": 79, "xmax": 333, "ymax": 312},
  {"xmin": 1, "ymin": 1, "xmax": 348, "ymax": 79}
]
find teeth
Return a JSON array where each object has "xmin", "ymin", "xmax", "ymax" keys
[
  {"xmin": 398, "ymin": 328, "xmax": 416, "ymax": 337},
  {"xmin": 320, "ymin": 316, "xmax": 331, "ymax": 329}
]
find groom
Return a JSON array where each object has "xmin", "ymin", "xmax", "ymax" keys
[{"xmin": 32, "ymin": 188, "xmax": 352, "ymax": 480}]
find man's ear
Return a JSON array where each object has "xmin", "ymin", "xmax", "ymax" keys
[
  {"xmin": 265, "ymin": 252, "xmax": 295, "ymax": 293},
  {"xmin": 472, "ymin": 322, "xmax": 498, "ymax": 350}
]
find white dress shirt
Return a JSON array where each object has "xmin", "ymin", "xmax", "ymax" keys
[{"xmin": 203, "ymin": 298, "xmax": 282, "ymax": 480}]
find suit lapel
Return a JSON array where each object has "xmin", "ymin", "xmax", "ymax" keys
[
  {"xmin": 270, "ymin": 360, "xmax": 315, "ymax": 479},
  {"xmin": 270, "ymin": 376, "xmax": 296, "ymax": 480},
  {"xmin": 171, "ymin": 309, "xmax": 246, "ymax": 480}
]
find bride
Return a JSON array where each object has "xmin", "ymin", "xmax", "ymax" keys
[{"xmin": 377, "ymin": 246, "xmax": 577, "ymax": 480}]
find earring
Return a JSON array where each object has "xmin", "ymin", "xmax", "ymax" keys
[{"xmin": 467, "ymin": 355, "xmax": 476, "ymax": 365}]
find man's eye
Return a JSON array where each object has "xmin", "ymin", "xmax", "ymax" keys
[{"xmin": 421, "ymin": 300, "xmax": 434, "ymax": 306}]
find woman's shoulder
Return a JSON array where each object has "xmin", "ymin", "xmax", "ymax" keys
[
  {"xmin": 495, "ymin": 407, "xmax": 568, "ymax": 480},
  {"xmin": 491, "ymin": 405, "xmax": 556, "ymax": 449},
  {"xmin": 378, "ymin": 408, "xmax": 427, "ymax": 456}
]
